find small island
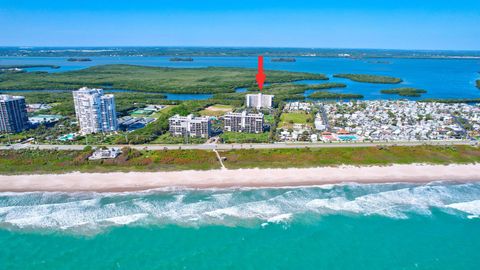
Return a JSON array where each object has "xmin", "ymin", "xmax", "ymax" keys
[
  {"xmin": 476, "ymin": 79, "xmax": 479, "ymax": 89},
  {"xmin": 169, "ymin": 57, "xmax": 194, "ymax": 62},
  {"xmin": 0, "ymin": 64, "xmax": 60, "ymax": 74},
  {"xmin": 0, "ymin": 64, "xmax": 60, "ymax": 69},
  {"xmin": 334, "ymin": 73, "xmax": 402, "ymax": 84},
  {"xmin": 367, "ymin": 60, "xmax": 391, "ymax": 64},
  {"xmin": 381, "ymin": 87, "xmax": 427, "ymax": 97},
  {"xmin": 271, "ymin": 58, "xmax": 296, "ymax": 62},
  {"xmin": 308, "ymin": 91, "xmax": 363, "ymax": 99},
  {"xmin": 67, "ymin": 58, "xmax": 92, "ymax": 62}
]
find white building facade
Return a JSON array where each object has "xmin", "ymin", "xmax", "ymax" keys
[
  {"xmin": 245, "ymin": 93, "xmax": 274, "ymax": 109},
  {"xmin": 73, "ymin": 87, "xmax": 118, "ymax": 134},
  {"xmin": 169, "ymin": 114, "xmax": 211, "ymax": 138},
  {"xmin": 224, "ymin": 111, "xmax": 264, "ymax": 133}
]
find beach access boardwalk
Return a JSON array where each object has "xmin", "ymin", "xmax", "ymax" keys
[{"xmin": 0, "ymin": 140, "xmax": 476, "ymax": 151}]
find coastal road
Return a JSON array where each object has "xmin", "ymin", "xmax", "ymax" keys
[{"xmin": 0, "ymin": 140, "xmax": 476, "ymax": 151}]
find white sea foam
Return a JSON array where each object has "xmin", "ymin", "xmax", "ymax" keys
[
  {"xmin": 446, "ymin": 199, "xmax": 480, "ymax": 217},
  {"xmin": 101, "ymin": 213, "xmax": 149, "ymax": 225},
  {"xmin": 267, "ymin": 213, "xmax": 293, "ymax": 223},
  {"xmin": 0, "ymin": 182, "xmax": 479, "ymax": 234}
]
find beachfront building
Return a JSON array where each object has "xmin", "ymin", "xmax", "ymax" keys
[
  {"xmin": 72, "ymin": 87, "xmax": 118, "ymax": 134},
  {"xmin": 0, "ymin": 94, "xmax": 28, "ymax": 133},
  {"xmin": 245, "ymin": 93, "xmax": 274, "ymax": 109},
  {"xmin": 224, "ymin": 111, "xmax": 264, "ymax": 133},
  {"xmin": 169, "ymin": 114, "xmax": 211, "ymax": 138},
  {"xmin": 88, "ymin": 147, "xmax": 122, "ymax": 160}
]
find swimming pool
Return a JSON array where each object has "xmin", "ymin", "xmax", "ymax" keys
[{"xmin": 337, "ymin": 135, "xmax": 357, "ymax": 141}]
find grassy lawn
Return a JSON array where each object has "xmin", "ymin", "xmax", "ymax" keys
[
  {"xmin": 221, "ymin": 145, "xmax": 480, "ymax": 169},
  {"xmin": 199, "ymin": 104, "xmax": 233, "ymax": 117},
  {"xmin": 150, "ymin": 132, "xmax": 207, "ymax": 144},
  {"xmin": 279, "ymin": 112, "xmax": 313, "ymax": 128},
  {"xmin": 220, "ymin": 132, "xmax": 270, "ymax": 143}
]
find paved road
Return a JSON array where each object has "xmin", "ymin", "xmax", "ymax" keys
[{"xmin": 0, "ymin": 140, "xmax": 476, "ymax": 151}]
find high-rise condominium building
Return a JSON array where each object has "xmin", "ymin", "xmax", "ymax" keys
[
  {"xmin": 169, "ymin": 114, "xmax": 211, "ymax": 138},
  {"xmin": 245, "ymin": 93, "xmax": 274, "ymax": 109},
  {"xmin": 224, "ymin": 111, "xmax": 264, "ymax": 133},
  {"xmin": 73, "ymin": 87, "xmax": 118, "ymax": 134},
  {"xmin": 0, "ymin": 95, "xmax": 28, "ymax": 133}
]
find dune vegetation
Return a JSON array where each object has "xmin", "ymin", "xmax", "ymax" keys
[{"xmin": 1, "ymin": 145, "xmax": 480, "ymax": 174}]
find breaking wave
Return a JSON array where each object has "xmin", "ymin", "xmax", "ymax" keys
[{"xmin": 0, "ymin": 182, "xmax": 479, "ymax": 234}]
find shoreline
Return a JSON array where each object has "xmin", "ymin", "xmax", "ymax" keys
[{"xmin": 0, "ymin": 163, "xmax": 480, "ymax": 192}]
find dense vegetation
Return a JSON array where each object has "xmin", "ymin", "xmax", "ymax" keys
[
  {"xmin": 1, "ymin": 145, "xmax": 480, "ymax": 174},
  {"xmin": 221, "ymin": 145, "xmax": 480, "ymax": 169},
  {"xmin": 262, "ymin": 82, "xmax": 348, "ymax": 101},
  {"xmin": 210, "ymin": 82, "xmax": 350, "ymax": 103},
  {"xmin": 308, "ymin": 91, "xmax": 364, "ymax": 99},
  {"xmin": 476, "ymin": 80, "xmax": 480, "ymax": 89},
  {"xmin": 381, "ymin": 87, "xmax": 427, "ymax": 97},
  {"xmin": 0, "ymin": 64, "xmax": 328, "ymax": 94},
  {"xmin": 0, "ymin": 148, "xmax": 220, "ymax": 174},
  {"xmin": 334, "ymin": 74, "xmax": 402, "ymax": 84}
]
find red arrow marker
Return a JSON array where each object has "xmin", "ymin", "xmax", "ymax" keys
[{"xmin": 256, "ymin": 55, "xmax": 266, "ymax": 91}]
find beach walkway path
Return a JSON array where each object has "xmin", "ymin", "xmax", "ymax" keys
[{"xmin": 213, "ymin": 149, "xmax": 226, "ymax": 170}]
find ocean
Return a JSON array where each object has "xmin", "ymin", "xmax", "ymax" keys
[
  {"xmin": 1, "ymin": 182, "xmax": 480, "ymax": 269},
  {"xmin": 1, "ymin": 56, "xmax": 480, "ymax": 268},
  {"xmin": 1, "ymin": 56, "xmax": 480, "ymax": 100}
]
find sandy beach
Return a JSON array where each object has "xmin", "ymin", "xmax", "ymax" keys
[{"xmin": 0, "ymin": 163, "xmax": 479, "ymax": 192}]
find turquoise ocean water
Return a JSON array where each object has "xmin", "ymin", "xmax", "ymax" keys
[
  {"xmin": 1, "ymin": 182, "xmax": 480, "ymax": 269},
  {"xmin": 1, "ymin": 56, "xmax": 480, "ymax": 268}
]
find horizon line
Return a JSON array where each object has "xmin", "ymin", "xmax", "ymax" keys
[{"xmin": 0, "ymin": 45, "xmax": 479, "ymax": 52}]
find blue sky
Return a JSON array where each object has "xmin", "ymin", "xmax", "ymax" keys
[{"xmin": 1, "ymin": 0, "xmax": 479, "ymax": 50}]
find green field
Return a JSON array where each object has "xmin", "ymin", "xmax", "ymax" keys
[
  {"xmin": 279, "ymin": 112, "xmax": 313, "ymax": 128},
  {"xmin": 381, "ymin": 87, "xmax": 427, "ymax": 97},
  {"xmin": 0, "ymin": 64, "xmax": 328, "ymax": 94},
  {"xmin": 220, "ymin": 132, "xmax": 270, "ymax": 143},
  {"xmin": 333, "ymin": 74, "xmax": 403, "ymax": 84},
  {"xmin": 199, "ymin": 104, "xmax": 233, "ymax": 117}
]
